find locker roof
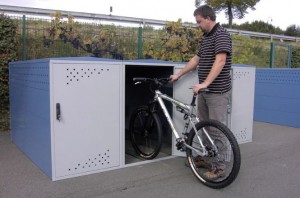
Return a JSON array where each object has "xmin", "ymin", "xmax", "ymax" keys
[{"xmin": 10, "ymin": 57, "xmax": 123, "ymax": 64}]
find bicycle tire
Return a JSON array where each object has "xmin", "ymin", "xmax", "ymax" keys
[
  {"xmin": 186, "ymin": 119, "xmax": 241, "ymax": 189},
  {"xmin": 129, "ymin": 106, "xmax": 162, "ymax": 160}
]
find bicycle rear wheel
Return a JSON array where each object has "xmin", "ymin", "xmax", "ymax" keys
[
  {"xmin": 186, "ymin": 119, "xmax": 241, "ymax": 189},
  {"xmin": 129, "ymin": 106, "xmax": 162, "ymax": 160}
]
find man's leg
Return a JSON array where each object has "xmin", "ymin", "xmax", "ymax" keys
[
  {"xmin": 204, "ymin": 91, "xmax": 230, "ymax": 125},
  {"xmin": 202, "ymin": 91, "xmax": 231, "ymax": 178}
]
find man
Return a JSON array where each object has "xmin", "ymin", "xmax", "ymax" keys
[{"xmin": 170, "ymin": 5, "xmax": 232, "ymax": 180}]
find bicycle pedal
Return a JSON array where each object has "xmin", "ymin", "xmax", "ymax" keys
[
  {"xmin": 176, "ymin": 141, "xmax": 184, "ymax": 150},
  {"xmin": 180, "ymin": 147, "xmax": 186, "ymax": 152}
]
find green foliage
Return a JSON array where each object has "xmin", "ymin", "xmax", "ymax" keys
[
  {"xmin": 143, "ymin": 20, "xmax": 203, "ymax": 62},
  {"xmin": 291, "ymin": 47, "xmax": 300, "ymax": 68},
  {"xmin": 195, "ymin": 0, "xmax": 201, "ymax": 7},
  {"xmin": 0, "ymin": 14, "xmax": 18, "ymax": 109},
  {"xmin": 0, "ymin": 14, "xmax": 17, "ymax": 131},
  {"xmin": 202, "ymin": 0, "xmax": 260, "ymax": 27},
  {"xmin": 1, "ymin": 13, "xmax": 300, "ymax": 131},
  {"xmin": 224, "ymin": 20, "xmax": 284, "ymax": 35},
  {"xmin": 44, "ymin": 12, "xmax": 123, "ymax": 59},
  {"xmin": 231, "ymin": 34, "xmax": 270, "ymax": 67},
  {"xmin": 285, "ymin": 25, "xmax": 300, "ymax": 37}
]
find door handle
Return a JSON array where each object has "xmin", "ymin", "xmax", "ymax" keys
[{"xmin": 56, "ymin": 103, "xmax": 61, "ymax": 121}]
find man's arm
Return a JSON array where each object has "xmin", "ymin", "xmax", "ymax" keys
[
  {"xmin": 202, "ymin": 52, "xmax": 227, "ymax": 87},
  {"xmin": 170, "ymin": 55, "xmax": 199, "ymax": 82}
]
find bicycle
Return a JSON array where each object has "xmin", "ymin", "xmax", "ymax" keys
[{"xmin": 129, "ymin": 77, "xmax": 241, "ymax": 189}]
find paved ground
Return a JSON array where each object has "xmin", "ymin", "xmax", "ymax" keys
[{"xmin": 1, "ymin": 121, "xmax": 300, "ymax": 198}]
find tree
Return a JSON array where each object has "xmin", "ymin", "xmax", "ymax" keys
[
  {"xmin": 0, "ymin": 14, "xmax": 17, "ymax": 108},
  {"xmin": 285, "ymin": 24, "xmax": 300, "ymax": 37},
  {"xmin": 223, "ymin": 20, "xmax": 284, "ymax": 34},
  {"xmin": 0, "ymin": 14, "xmax": 17, "ymax": 131},
  {"xmin": 195, "ymin": 0, "xmax": 260, "ymax": 28}
]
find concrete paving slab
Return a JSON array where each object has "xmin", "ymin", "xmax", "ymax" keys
[{"xmin": 1, "ymin": 121, "xmax": 300, "ymax": 198}]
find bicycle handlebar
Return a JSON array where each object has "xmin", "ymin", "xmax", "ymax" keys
[
  {"xmin": 133, "ymin": 77, "xmax": 209, "ymax": 106},
  {"xmin": 133, "ymin": 77, "xmax": 170, "ymax": 85},
  {"xmin": 191, "ymin": 88, "xmax": 209, "ymax": 106}
]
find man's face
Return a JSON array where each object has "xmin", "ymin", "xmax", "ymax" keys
[{"xmin": 195, "ymin": 15, "xmax": 210, "ymax": 32}]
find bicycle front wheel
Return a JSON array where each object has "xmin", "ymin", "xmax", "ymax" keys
[
  {"xmin": 186, "ymin": 120, "xmax": 241, "ymax": 189},
  {"xmin": 129, "ymin": 106, "xmax": 162, "ymax": 160}
]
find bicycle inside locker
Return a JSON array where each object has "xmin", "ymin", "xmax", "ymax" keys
[{"xmin": 125, "ymin": 65, "xmax": 174, "ymax": 164}]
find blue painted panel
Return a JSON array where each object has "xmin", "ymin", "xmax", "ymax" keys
[
  {"xmin": 255, "ymin": 83, "xmax": 300, "ymax": 98},
  {"xmin": 256, "ymin": 68, "xmax": 300, "ymax": 85},
  {"xmin": 9, "ymin": 60, "xmax": 52, "ymax": 178},
  {"xmin": 254, "ymin": 95, "xmax": 300, "ymax": 113},
  {"xmin": 254, "ymin": 109, "xmax": 300, "ymax": 127},
  {"xmin": 254, "ymin": 68, "xmax": 300, "ymax": 128},
  {"xmin": 11, "ymin": 57, "xmax": 122, "ymax": 65}
]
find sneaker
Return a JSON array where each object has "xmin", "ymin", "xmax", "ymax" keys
[
  {"xmin": 185, "ymin": 156, "xmax": 211, "ymax": 169},
  {"xmin": 204, "ymin": 169, "xmax": 225, "ymax": 180}
]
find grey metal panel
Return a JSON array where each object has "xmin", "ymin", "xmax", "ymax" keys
[
  {"xmin": 51, "ymin": 60, "xmax": 122, "ymax": 180},
  {"xmin": 172, "ymin": 66, "xmax": 198, "ymax": 156},
  {"xmin": 173, "ymin": 65, "xmax": 255, "ymax": 149},
  {"xmin": 231, "ymin": 66, "xmax": 256, "ymax": 143}
]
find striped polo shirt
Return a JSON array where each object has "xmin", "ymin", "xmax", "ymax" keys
[{"xmin": 197, "ymin": 23, "xmax": 232, "ymax": 94}]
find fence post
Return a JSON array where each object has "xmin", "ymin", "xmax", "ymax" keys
[
  {"xmin": 269, "ymin": 42, "xmax": 275, "ymax": 68},
  {"xmin": 288, "ymin": 45, "xmax": 292, "ymax": 68},
  {"xmin": 22, "ymin": 15, "xmax": 26, "ymax": 61},
  {"xmin": 138, "ymin": 26, "xmax": 143, "ymax": 59}
]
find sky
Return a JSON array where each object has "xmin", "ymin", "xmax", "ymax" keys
[{"xmin": 0, "ymin": 0, "xmax": 299, "ymax": 30}]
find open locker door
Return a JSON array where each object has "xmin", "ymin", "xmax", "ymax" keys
[{"xmin": 172, "ymin": 66, "xmax": 198, "ymax": 157}]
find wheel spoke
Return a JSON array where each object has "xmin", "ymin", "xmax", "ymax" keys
[
  {"xmin": 129, "ymin": 107, "xmax": 162, "ymax": 160},
  {"xmin": 186, "ymin": 120, "xmax": 241, "ymax": 189}
]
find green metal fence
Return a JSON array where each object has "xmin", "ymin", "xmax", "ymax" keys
[
  {"xmin": 10, "ymin": 15, "xmax": 299, "ymax": 65},
  {"xmin": 269, "ymin": 42, "xmax": 300, "ymax": 68},
  {"xmin": 1, "ymin": 14, "xmax": 300, "ymax": 131},
  {"xmin": 17, "ymin": 16, "xmax": 149, "ymax": 61}
]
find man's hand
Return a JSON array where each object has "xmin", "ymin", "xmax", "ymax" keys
[
  {"xmin": 169, "ymin": 74, "xmax": 180, "ymax": 82},
  {"xmin": 193, "ymin": 83, "xmax": 208, "ymax": 94}
]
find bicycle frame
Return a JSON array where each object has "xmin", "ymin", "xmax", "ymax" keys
[{"xmin": 154, "ymin": 90, "xmax": 216, "ymax": 156}]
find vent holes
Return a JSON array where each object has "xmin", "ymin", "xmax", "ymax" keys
[
  {"xmin": 65, "ymin": 67, "xmax": 110, "ymax": 85},
  {"xmin": 67, "ymin": 150, "xmax": 111, "ymax": 172}
]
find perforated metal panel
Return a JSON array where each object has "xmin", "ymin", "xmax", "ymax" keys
[
  {"xmin": 172, "ymin": 65, "xmax": 255, "ymax": 151},
  {"xmin": 256, "ymin": 69, "xmax": 300, "ymax": 84},
  {"xmin": 65, "ymin": 67, "xmax": 111, "ymax": 85},
  {"xmin": 254, "ymin": 69, "xmax": 300, "ymax": 128},
  {"xmin": 230, "ymin": 66, "xmax": 256, "ymax": 143},
  {"xmin": 66, "ymin": 149, "xmax": 112, "ymax": 174},
  {"xmin": 10, "ymin": 61, "xmax": 52, "ymax": 178},
  {"xmin": 50, "ymin": 60, "xmax": 122, "ymax": 180}
]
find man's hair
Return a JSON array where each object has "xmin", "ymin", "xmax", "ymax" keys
[{"xmin": 193, "ymin": 5, "xmax": 216, "ymax": 21}]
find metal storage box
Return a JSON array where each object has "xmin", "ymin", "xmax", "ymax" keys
[
  {"xmin": 10, "ymin": 58, "xmax": 255, "ymax": 180},
  {"xmin": 10, "ymin": 58, "xmax": 124, "ymax": 180}
]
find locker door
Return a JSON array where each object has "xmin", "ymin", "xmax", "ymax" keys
[
  {"xmin": 231, "ymin": 66, "xmax": 255, "ymax": 144},
  {"xmin": 172, "ymin": 67, "xmax": 198, "ymax": 156},
  {"xmin": 51, "ymin": 61, "xmax": 122, "ymax": 180}
]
